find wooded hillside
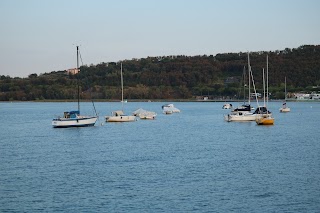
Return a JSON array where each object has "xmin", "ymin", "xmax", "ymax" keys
[{"xmin": 1, "ymin": 45, "xmax": 320, "ymax": 101}]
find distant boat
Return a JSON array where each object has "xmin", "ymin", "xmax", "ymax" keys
[
  {"xmin": 164, "ymin": 110, "xmax": 173, "ymax": 115},
  {"xmin": 280, "ymin": 77, "xmax": 291, "ymax": 113},
  {"xmin": 222, "ymin": 103, "xmax": 232, "ymax": 109},
  {"xmin": 139, "ymin": 111, "xmax": 157, "ymax": 120},
  {"xmin": 105, "ymin": 63, "xmax": 136, "ymax": 122},
  {"xmin": 105, "ymin": 110, "xmax": 136, "ymax": 122},
  {"xmin": 52, "ymin": 46, "xmax": 98, "ymax": 128},
  {"xmin": 162, "ymin": 104, "xmax": 180, "ymax": 114},
  {"xmin": 132, "ymin": 108, "xmax": 157, "ymax": 120}
]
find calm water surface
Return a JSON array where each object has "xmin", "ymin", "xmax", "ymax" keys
[{"xmin": 1, "ymin": 101, "xmax": 320, "ymax": 212}]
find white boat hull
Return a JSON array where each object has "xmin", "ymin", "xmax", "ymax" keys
[
  {"xmin": 105, "ymin": 115, "xmax": 136, "ymax": 122},
  {"xmin": 162, "ymin": 104, "xmax": 180, "ymax": 113},
  {"xmin": 52, "ymin": 116, "xmax": 97, "ymax": 128},
  {"xmin": 280, "ymin": 107, "xmax": 290, "ymax": 112},
  {"xmin": 139, "ymin": 113, "xmax": 157, "ymax": 120},
  {"xmin": 225, "ymin": 113, "xmax": 257, "ymax": 122},
  {"xmin": 222, "ymin": 104, "xmax": 232, "ymax": 109}
]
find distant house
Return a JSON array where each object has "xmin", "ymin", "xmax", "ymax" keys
[
  {"xmin": 250, "ymin": 93, "xmax": 262, "ymax": 98},
  {"xmin": 224, "ymin": 77, "xmax": 239, "ymax": 85},
  {"xmin": 310, "ymin": 92, "xmax": 320, "ymax": 100},
  {"xmin": 67, "ymin": 68, "xmax": 79, "ymax": 75},
  {"xmin": 294, "ymin": 92, "xmax": 320, "ymax": 100},
  {"xmin": 294, "ymin": 93, "xmax": 310, "ymax": 100}
]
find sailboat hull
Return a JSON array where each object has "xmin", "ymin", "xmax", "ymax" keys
[
  {"xmin": 105, "ymin": 115, "xmax": 136, "ymax": 122},
  {"xmin": 280, "ymin": 107, "xmax": 291, "ymax": 112},
  {"xmin": 256, "ymin": 116, "xmax": 274, "ymax": 125},
  {"xmin": 52, "ymin": 116, "xmax": 98, "ymax": 128},
  {"xmin": 225, "ymin": 113, "xmax": 257, "ymax": 122}
]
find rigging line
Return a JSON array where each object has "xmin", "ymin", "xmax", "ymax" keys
[
  {"xmin": 250, "ymin": 62, "xmax": 260, "ymax": 109},
  {"xmin": 79, "ymin": 48, "xmax": 99, "ymax": 117},
  {"xmin": 237, "ymin": 66, "xmax": 245, "ymax": 103},
  {"xmin": 79, "ymin": 50, "xmax": 84, "ymax": 66},
  {"xmin": 91, "ymin": 91, "xmax": 98, "ymax": 116}
]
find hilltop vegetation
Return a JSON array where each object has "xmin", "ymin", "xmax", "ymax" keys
[{"xmin": 1, "ymin": 45, "xmax": 320, "ymax": 101}]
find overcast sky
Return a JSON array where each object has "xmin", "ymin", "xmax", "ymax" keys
[{"xmin": 1, "ymin": 0, "xmax": 319, "ymax": 77}]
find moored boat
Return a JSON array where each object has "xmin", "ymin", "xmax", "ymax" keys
[
  {"xmin": 222, "ymin": 103, "xmax": 232, "ymax": 109},
  {"xmin": 139, "ymin": 111, "xmax": 157, "ymax": 120},
  {"xmin": 255, "ymin": 55, "xmax": 274, "ymax": 125},
  {"xmin": 105, "ymin": 63, "xmax": 136, "ymax": 122},
  {"xmin": 52, "ymin": 46, "xmax": 98, "ymax": 128},
  {"xmin": 132, "ymin": 108, "xmax": 157, "ymax": 119},
  {"xmin": 162, "ymin": 104, "xmax": 180, "ymax": 113},
  {"xmin": 280, "ymin": 77, "xmax": 291, "ymax": 113},
  {"xmin": 106, "ymin": 110, "xmax": 136, "ymax": 122},
  {"xmin": 53, "ymin": 111, "xmax": 97, "ymax": 127},
  {"xmin": 256, "ymin": 114, "xmax": 274, "ymax": 125}
]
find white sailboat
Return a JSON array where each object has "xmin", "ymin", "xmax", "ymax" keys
[
  {"xmin": 52, "ymin": 46, "xmax": 98, "ymax": 128},
  {"xmin": 105, "ymin": 63, "xmax": 136, "ymax": 122},
  {"xmin": 280, "ymin": 77, "xmax": 291, "ymax": 112},
  {"xmin": 225, "ymin": 54, "xmax": 256, "ymax": 122}
]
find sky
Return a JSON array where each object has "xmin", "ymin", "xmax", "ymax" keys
[{"xmin": 0, "ymin": 0, "xmax": 319, "ymax": 77}]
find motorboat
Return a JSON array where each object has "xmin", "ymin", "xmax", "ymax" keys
[
  {"xmin": 222, "ymin": 103, "xmax": 232, "ymax": 109},
  {"xmin": 162, "ymin": 104, "xmax": 180, "ymax": 113},
  {"xmin": 132, "ymin": 108, "xmax": 157, "ymax": 119},
  {"xmin": 139, "ymin": 111, "xmax": 157, "ymax": 120}
]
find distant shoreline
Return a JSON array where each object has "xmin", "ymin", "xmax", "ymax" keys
[{"xmin": 1, "ymin": 99, "xmax": 319, "ymax": 103}]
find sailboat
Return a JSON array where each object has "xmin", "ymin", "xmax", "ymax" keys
[
  {"xmin": 225, "ymin": 53, "xmax": 256, "ymax": 122},
  {"xmin": 52, "ymin": 46, "xmax": 98, "ymax": 128},
  {"xmin": 105, "ymin": 63, "xmax": 136, "ymax": 122},
  {"xmin": 256, "ymin": 55, "xmax": 274, "ymax": 125},
  {"xmin": 279, "ymin": 77, "xmax": 291, "ymax": 112}
]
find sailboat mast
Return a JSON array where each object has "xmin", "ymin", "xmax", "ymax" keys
[
  {"xmin": 266, "ymin": 55, "xmax": 269, "ymax": 106},
  {"xmin": 121, "ymin": 63, "xmax": 124, "ymax": 111},
  {"xmin": 284, "ymin": 76, "xmax": 287, "ymax": 101},
  {"xmin": 77, "ymin": 46, "xmax": 80, "ymax": 112},
  {"xmin": 263, "ymin": 68, "xmax": 266, "ymax": 106},
  {"xmin": 247, "ymin": 52, "xmax": 251, "ymax": 105},
  {"xmin": 243, "ymin": 66, "xmax": 246, "ymax": 104}
]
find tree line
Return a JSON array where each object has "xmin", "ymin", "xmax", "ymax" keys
[{"xmin": 1, "ymin": 45, "xmax": 320, "ymax": 101}]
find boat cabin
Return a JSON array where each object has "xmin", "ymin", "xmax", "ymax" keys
[
  {"xmin": 232, "ymin": 104, "xmax": 251, "ymax": 112},
  {"xmin": 112, "ymin": 110, "xmax": 125, "ymax": 116},
  {"xmin": 63, "ymin": 111, "xmax": 80, "ymax": 119},
  {"xmin": 253, "ymin": 107, "xmax": 271, "ymax": 115}
]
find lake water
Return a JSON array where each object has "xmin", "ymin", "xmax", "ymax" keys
[{"xmin": 1, "ymin": 101, "xmax": 320, "ymax": 212}]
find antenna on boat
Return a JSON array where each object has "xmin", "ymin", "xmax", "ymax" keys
[
  {"xmin": 247, "ymin": 52, "xmax": 251, "ymax": 105},
  {"xmin": 266, "ymin": 55, "xmax": 269, "ymax": 106},
  {"xmin": 263, "ymin": 68, "xmax": 266, "ymax": 107},
  {"xmin": 121, "ymin": 63, "xmax": 124, "ymax": 111},
  {"xmin": 77, "ymin": 45, "xmax": 80, "ymax": 113}
]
